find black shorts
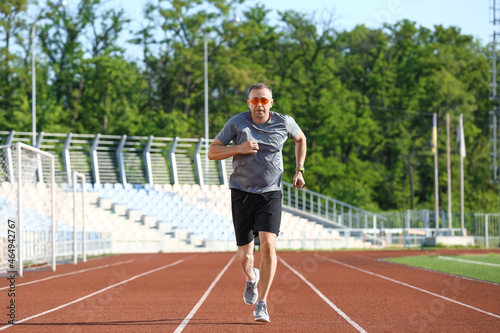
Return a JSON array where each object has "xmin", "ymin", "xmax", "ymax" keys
[{"xmin": 231, "ymin": 189, "xmax": 282, "ymax": 246}]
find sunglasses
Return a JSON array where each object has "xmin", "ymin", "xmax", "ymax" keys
[{"xmin": 249, "ymin": 97, "xmax": 271, "ymax": 105}]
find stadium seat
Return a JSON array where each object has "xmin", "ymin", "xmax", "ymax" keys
[
  {"xmin": 61, "ymin": 182, "xmax": 71, "ymax": 191},
  {"xmin": 148, "ymin": 190, "xmax": 159, "ymax": 198},
  {"xmin": 112, "ymin": 191, "xmax": 127, "ymax": 204},
  {"xmin": 181, "ymin": 184, "xmax": 192, "ymax": 191},
  {"xmin": 36, "ymin": 182, "xmax": 47, "ymax": 189},
  {"xmin": 93, "ymin": 183, "xmax": 103, "ymax": 191}
]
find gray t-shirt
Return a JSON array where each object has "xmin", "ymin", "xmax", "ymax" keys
[{"xmin": 215, "ymin": 111, "xmax": 301, "ymax": 193}]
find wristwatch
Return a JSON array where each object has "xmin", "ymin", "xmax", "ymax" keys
[{"xmin": 295, "ymin": 167, "xmax": 305, "ymax": 173}]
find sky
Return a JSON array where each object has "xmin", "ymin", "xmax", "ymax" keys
[
  {"xmin": 73, "ymin": 0, "xmax": 493, "ymax": 60},
  {"xmin": 117, "ymin": 0, "xmax": 492, "ymax": 38}
]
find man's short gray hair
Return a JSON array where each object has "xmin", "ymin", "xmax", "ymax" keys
[{"xmin": 249, "ymin": 83, "xmax": 272, "ymax": 96}]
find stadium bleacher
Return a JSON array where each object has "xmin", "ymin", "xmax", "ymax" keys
[
  {"xmin": 1, "ymin": 175, "xmax": 366, "ymax": 254},
  {"xmin": 0, "ymin": 131, "xmax": 380, "ymax": 255}
]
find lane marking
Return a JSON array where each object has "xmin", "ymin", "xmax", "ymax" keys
[
  {"xmin": 174, "ymin": 255, "xmax": 236, "ymax": 333},
  {"xmin": 0, "ymin": 258, "xmax": 187, "ymax": 330},
  {"xmin": 278, "ymin": 256, "xmax": 367, "ymax": 333},
  {"xmin": 437, "ymin": 256, "xmax": 500, "ymax": 267},
  {"xmin": 325, "ymin": 257, "xmax": 500, "ymax": 320},
  {"xmin": 0, "ymin": 259, "xmax": 135, "ymax": 290}
]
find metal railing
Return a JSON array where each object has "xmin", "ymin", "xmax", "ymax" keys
[
  {"xmin": 281, "ymin": 181, "xmax": 383, "ymax": 229},
  {"xmin": 473, "ymin": 213, "xmax": 500, "ymax": 247},
  {"xmin": 0, "ymin": 228, "xmax": 112, "ymax": 273},
  {"xmin": 56, "ymin": 230, "xmax": 112, "ymax": 259},
  {"xmin": 377, "ymin": 209, "xmax": 475, "ymax": 230},
  {"xmin": 0, "ymin": 131, "xmax": 223, "ymax": 187}
]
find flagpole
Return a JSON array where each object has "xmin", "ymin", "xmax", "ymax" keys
[
  {"xmin": 433, "ymin": 113, "xmax": 439, "ymax": 231},
  {"xmin": 459, "ymin": 114, "xmax": 465, "ymax": 234},
  {"xmin": 446, "ymin": 113, "xmax": 452, "ymax": 231}
]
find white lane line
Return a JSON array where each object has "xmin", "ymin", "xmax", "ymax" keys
[
  {"xmin": 0, "ymin": 259, "xmax": 135, "ymax": 291},
  {"xmin": 437, "ymin": 256, "xmax": 500, "ymax": 267},
  {"xmin": 325, "ymin": 257, "xmax": 500, "ymax": 320},
  {"xmin": 174, "ymin": 255, "xmax": 236, "ymax": 333},
  {"xmin": 0, "ymin": 258, "xmax": 187, "ymax": 330},
  {"xmin": 278, "ymin": 256, "xmax": 367, "ymax": 333}
]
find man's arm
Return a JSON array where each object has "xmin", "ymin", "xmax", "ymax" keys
[
  {"xmin": 208, "ymin": 138, "xmax": 259, "ymax": 160},
  {"xmin": 292, "ymin": 129, "xmax": 307, "ymax": 189}
]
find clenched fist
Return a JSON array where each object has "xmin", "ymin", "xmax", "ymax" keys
[
  {"xmin": 293, "ymin": 172, "xmax": 305, "ymax": 189},
  {"xmin": 239, "ymin": 140, "xmax": 259, "ymax": 154}
]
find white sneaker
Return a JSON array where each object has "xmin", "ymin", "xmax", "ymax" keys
[
  {"xmin": 243, "ymin": 268, "xmax": 259, "ymax": 305},
  {"xmin": 253, "ymin": 300, "xmax": 270, "ymax": 323}
]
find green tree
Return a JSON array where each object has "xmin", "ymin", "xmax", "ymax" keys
[
  {"xmin": 38, "ymin": 0, "xmax": 132, "ymax": 133},
  {"xmin": 0, "ymin": 0, "xmax": 496, "ymax": 213},
  {"xmin": 0, "ymin": 0, "xmax": 29, "ymax": 129}
]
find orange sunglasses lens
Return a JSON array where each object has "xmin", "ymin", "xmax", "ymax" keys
[{"xmin": 250, "ymin": 98, "xmax": 270, "ymax": 105}]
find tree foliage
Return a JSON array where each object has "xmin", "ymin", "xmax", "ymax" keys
[{"xmin": 0, "ymin": 0, "xmax": 495, "ymax": 212}]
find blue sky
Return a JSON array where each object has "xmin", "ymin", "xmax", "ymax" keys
[
  {"xmin": 116, "ymin": 0, "xmax": 491, "ymax": 40},
  {"xmin": 67, "ymin": 0, "xmax": 492, "ymax": 59}
]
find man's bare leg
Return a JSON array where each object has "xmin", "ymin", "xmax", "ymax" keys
[
  {"xmin": 257, "ymin": 231, "xmax": 277, "ymax": 303},
  {"xmin": 237, "ymin": 240, "xmax": 255, "ymax": 281}
]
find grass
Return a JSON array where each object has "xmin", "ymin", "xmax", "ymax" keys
[{"xmin": 384, "ymin": 253, "xmax": 500, "ymax": 284}]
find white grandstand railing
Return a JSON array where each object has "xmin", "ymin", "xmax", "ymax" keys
[
  {"xmin": 56, "ymin": 230, "xmax": 112, "ymax": 259},
  {"xmin": 282, "ymin": 181, "xmax": 384, "ymax": 229},
  {"xmin": 0, "ymin": 228, "xmax": 112, "ymax": 273}
]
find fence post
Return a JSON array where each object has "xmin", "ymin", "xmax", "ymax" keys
[
  {"xmin": 194, "ymin": 138, "xmax": 204, "ymax": 186},
  {"xmin": 90, "ymin": 134, "xmax": 101, "ymax": 185},
  {"xmin": 73, "ymin": 171, "xmax": 77, "ymax": 264},
  {"xmin": 485, "ymin": 214, "xmax": 489, "ymax": 248},
  {"xmin": 287, "ymin": 185, "xmax": 291, "ymax": 207},
  {"xmin": 62, "ymin": 133, "xmax": 73, "ymax": 185},
  {"xmin": 302, "ymin": 189, "xmax": 306, "ymax": 211},
  {"xmin": 169, "ymin": 137, "xmax": 179, "ymax": 185},
  {"xmin": 144, "ymin": 136, "xmax": 154, "ymax": 186},
  {"xmin": 218, "ymin": 159, "xmax": 227, "ymax": 185},
  {"xmin": 405, "ymin": 210, "xmax": 410, "ymax": 248},
  {"xmin": 325, "ymin": 199, "xmax": 329, "ymax": 220},
  {"xmin": 334, "ymin": 202, "xmax": 337, "ymax": 224},
  {"xmin": 294, "ymin": 187, "xmax": 298, "ymax": 209},
  {"xmin": 116, "ymin": 135, "xmax": 127, "ymax": 186},
  {"xmin": 17, "ymin": 142, "xmax": 23, "ymax": 277},
  {"xmin": 310, "ymin": 191, "xmax": 313, "ymax": 214},
  {"xmin": 82, "ymin": 173, "xmax": 86, "ymax": 262},
  {"xmin": 6, "ymin": 131, "xmax": 15, "ymax": 183}
]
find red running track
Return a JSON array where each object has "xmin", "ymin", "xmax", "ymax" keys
[{"xmin": 0, "ymin": 249, "xmax": 499, "ymax": 332}]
